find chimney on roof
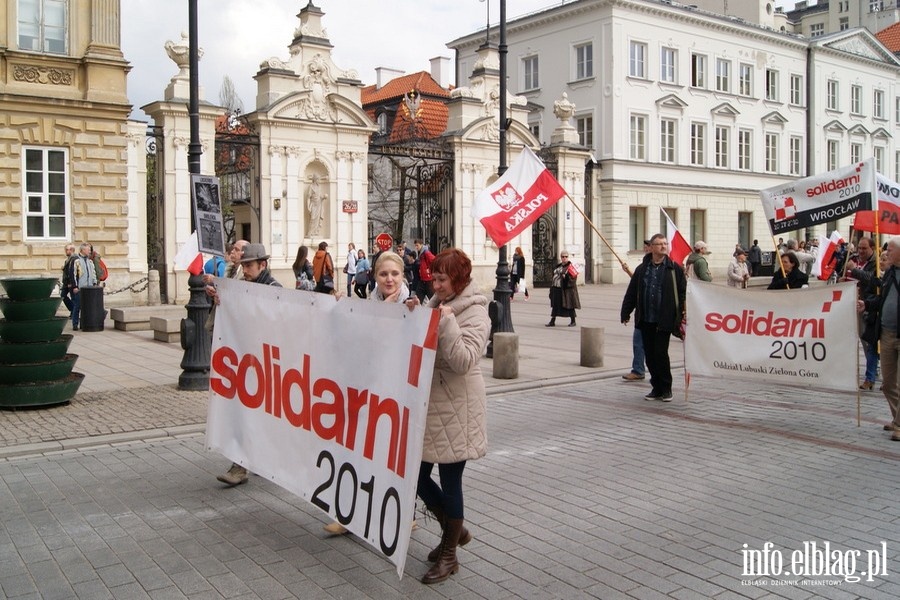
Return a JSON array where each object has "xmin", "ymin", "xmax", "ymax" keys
[
  {"xmin": 375, "ymin": 67, "xmax": 405, "ymax": 89},
  {"xmin": 430, "ymin": 56, "xmax": 451, "ymax": 89}
]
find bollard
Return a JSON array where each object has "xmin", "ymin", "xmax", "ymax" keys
[
  {"xmin": 148, "ymin": 270, "xmax": 161, "ymax": 306},
  {"xmin": 492, "ymin": 332, "xmax": 519, "ymax": 379},
  {"xmin": 580, "ymin": 327, "xmax": 604, "ymax": 368}
]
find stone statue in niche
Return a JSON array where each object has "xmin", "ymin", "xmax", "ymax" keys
[{"xmin": 306, "ymin": 174, "xmax": 327, "ymax": 237}]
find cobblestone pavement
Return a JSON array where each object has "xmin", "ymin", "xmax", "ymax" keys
[{"xmin": 1, "ymin": 371, "xmax": 898, "ymax": 599}]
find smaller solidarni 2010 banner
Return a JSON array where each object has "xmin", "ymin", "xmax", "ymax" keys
[
  {"xmin": 759, "ymin": 158, "xmax": 874, "ymax": 235},
  {"xmin": 207, "ymin": 278, "xmax": 439, "ymax": 578},
  {"xmin": 684, "ymin": 281, "xmax": 858, "ymax": 392}
]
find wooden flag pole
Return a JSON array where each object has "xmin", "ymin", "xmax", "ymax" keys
[{"xmin": 565, "ymin": 193, "xmax": 632, "ymax": 275}]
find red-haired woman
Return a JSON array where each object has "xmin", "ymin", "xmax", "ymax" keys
[{"xmin": 409, "ymin": 248, "xmax": 490, "ymax": 584}]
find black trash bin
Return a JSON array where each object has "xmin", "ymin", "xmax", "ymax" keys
[
  {"xmin": 80, "ymin": 286, "xmax": 107, "ymax": 332},
  {"xmin": 758, "ymin": 251, "xmax": 776, "ymax": 277}
]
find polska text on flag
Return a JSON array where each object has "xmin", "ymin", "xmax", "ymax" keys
[
  {"xmin": 852, "ymin": 172, "xmax": 900, "ymax": 235},
  {"xmin": 661, "ymin": 208, "xmax": 692, "ymax": 265},
  {"xmin": 759, "ymin": 158, "xmax": 874, "ymax": 235},
  {"xmin": 471, "ymin": 146, "xmax": 566, "ymax": 247},
  {"xmin": 173, "ymin": 230, "xmax": 204, "ymax": 275}
]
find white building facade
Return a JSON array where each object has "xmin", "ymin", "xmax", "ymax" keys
[{"xmin": 449, "ymin": 0, "xmax": 900, "ymax": 283}]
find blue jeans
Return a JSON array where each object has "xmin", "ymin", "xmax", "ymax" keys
[
  {"xmin": 417, "ymin": 460, "xmax": 466, "ymax": 520},
  {"xmin": 71, "ymin": 290, "xmax": 81, "ymax": 328},
  {"xmin": 863, "ymin": 340, "xmax": 879, "ymax": 383},
  {"xmin": 631, "ymin": 327, "xmax": 645, "ymax": 376}
]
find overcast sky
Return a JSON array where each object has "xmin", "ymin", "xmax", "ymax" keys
[{"xmin": 121, "ymin": 0, "xmax": 796, "ymax": 121}]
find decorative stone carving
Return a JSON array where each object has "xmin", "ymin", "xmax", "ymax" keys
[
  {"xmin": 305, "ymin": 173, "xmax": 327, "ymax": 237},
  {"xmin": 13, "ymin": 65, "xmax": 73, "ymax": 85},
  {"xmin": 259, "ymin": 56, "xmax": 290, "ymax": 71},
  {"xmin": 553, "ymin": 92, "xmax": 576, "ymax": 125},
  {"xmin": 297, "ymin": 53, "xmax": 336, "ymax": 121},
  {"xmin": 473, "ymin": 51, "xmax": 500, "ymax": 71},
  {"xmin": 297, "ymin": 22, "xmax": 328, "ymax": 39},
  {"xmin": 165, "ymin": 32, "xmax": 202, "ymax": 81}
]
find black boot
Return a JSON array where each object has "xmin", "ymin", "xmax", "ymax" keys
[
  {"xmin": 426, "ymin": 505, "xmax": 471, "ymax": 562},
  {"xmin": 422, "ymin": 518, "xmax": 464, "ymax": 584},
  {"xmin": 568, "ymin": 318, "xmax": 576, "ymax": 327},
  {"xmin": 545, "ymin": 318, "xmax": 556, "ymax": 327}
]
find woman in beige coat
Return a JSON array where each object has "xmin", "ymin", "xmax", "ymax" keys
[{"xmin": 414, "ymin": 248, "xmax": 490, "ymax": 584}]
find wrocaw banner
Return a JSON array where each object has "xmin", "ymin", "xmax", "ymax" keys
[
  {"xmin": 759, "ymin": 158, "xmax": 874, "ymax": 235},
  {"xmin": 471, "ymin": 146, "xmax": 567, "ymax": 247},
  {"xmin": 685, "ymin": 281, "xmax": 857, "ymax": 392},
  {"xmin": 207, "ymin": 278, "xmax": 439, "ymax": 578}
]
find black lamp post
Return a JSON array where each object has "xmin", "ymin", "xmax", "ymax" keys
[
  {"xmin": 178, "ymin": 0, "xmax": 212, "ymax": 390},
  {"xmin": 486, "ymin": 0, "xmax": 513, "ymax": 358}
]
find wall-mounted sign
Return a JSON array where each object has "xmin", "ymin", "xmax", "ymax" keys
[{"xmin": 342, "ymin": 200, "xmax": 358, "ymax": 213}]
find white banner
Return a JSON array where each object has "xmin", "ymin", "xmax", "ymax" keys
[
  {"xmin": 207, "ymin": 278, "xmax": 439, "ymax": 577},
  {"xmin": 759, "ymin": 158, "xmax": 874, "ymax": 235},
  {"xmin": 685, "ymin": 281, "xmax": 858, "ymax": 392}
]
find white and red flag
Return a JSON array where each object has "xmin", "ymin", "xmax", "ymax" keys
[
  {"xmin": 852, "ymin": 172, "xmax": 900, "ymax": 234},
  {"xmin": 660, "ymin": 209, "xmax": 692, "ymax": 265},
  {"xmin": 173, "ymin": 230, "xmax": 204, "ymax": 275},
  {"xmin": 471, "ymin": 146, "xmax": 566, "ymax": 246},
  {"xmin": 811, "ymin": 231, "xmax": 845, "ymax": 280}
]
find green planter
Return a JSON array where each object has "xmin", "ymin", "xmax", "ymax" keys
[
  {"xmin": 0, "ymin": 296, "xmax": 63, "ymax": 321},
  {"xmin": 0, "ymin": 372, "xmax": 84, "ymax": 409},
  {"xmin": 0, "ymin": 335, "xmax": 73, "ymax": 364},
  {"xmin": 0, "ymin": 317, "xmax": 68, "ymax": 343},
  {"xmin": 0, "ymin": 354, "xmax": 79, "ymax": 384},
  {"xmin": 0, "ymin": 276, "xmax": 59, "ymax": 301}
]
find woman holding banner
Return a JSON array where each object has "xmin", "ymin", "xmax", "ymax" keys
[
  {"xmin": 408, "ymin": 248, "xmax": 490, "ymax": 584},
  {"xmin": 767, "ymin": 252, "xmax": 809, "ymax": 290}
]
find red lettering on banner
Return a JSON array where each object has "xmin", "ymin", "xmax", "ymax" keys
[
  {"xmin": 806, "ymin": 172, "xmax": 861, "ymax": 198},
  {"xmin": 705, "ymin": 310, "xmax": 824, "ymax": 338},
  {"xmin": 210, "ymin": 344, "xmax": 410, "ymax": 476}
]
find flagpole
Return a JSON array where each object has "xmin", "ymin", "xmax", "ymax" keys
[
  {"xmin": 486, "ymin": 0, "xmax": 513, "ymax": 359},
  {"xmin": 564, "ymin": 193, "xmax": 631, "ymax": 275}
]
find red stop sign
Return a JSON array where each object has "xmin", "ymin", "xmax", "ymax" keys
[{"xmin": 375, "ymin": 233, "xmax": 394, "ymax": 252}]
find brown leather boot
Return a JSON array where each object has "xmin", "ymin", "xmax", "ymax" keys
[
  {"xmin": 426, "ymin": 506, "xmax": 472, "ymax": 562},
  {"xmin": 422, "ymin": 518, "xmax": 464, "ymax": 584}
]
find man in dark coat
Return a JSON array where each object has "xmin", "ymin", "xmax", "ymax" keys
[{"xmin": 620, "ymin": 233, "xmax": 686, "ymax": 402}]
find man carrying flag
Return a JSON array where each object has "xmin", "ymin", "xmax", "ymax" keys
[
  {"xmin": 471, "ymin": 146, "xmax": 566, "ymax": 247},
  {"xmin": 660, "ymin": 209, "xmax": 691, "ymax": 266}
]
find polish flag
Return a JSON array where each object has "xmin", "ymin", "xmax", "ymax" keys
[
  {"xmin": 174, "ymin": 230, "xmax": 204, "ymax": 276},
  {"xmin": 660, "ymin": 209, "xmax": 692, "ymax": 266},
  {"xmin": 811, "ymin": 231, "xmax": 845, "ymax": 280},
  {"xmin": 852, "ymin": 172, "xmax": 900, "ymax": 234},
  {"xmin": 471, "ymin": 146, "xmax": 566, "ymax": 247}
]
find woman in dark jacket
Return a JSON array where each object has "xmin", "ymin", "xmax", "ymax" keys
[
  {"xmin": 509, "ymin": 246, "xmax": 529, "ymax": 301},
  {"xmin": 547, "ymin": 251, "xmax": 581, "ymax": 326},
  {"xmin": 767, "ymin": 252, "xmax": 809, "ymax": 290},
  {"xmin": 292, "ymin": 245, "xmax": 314, "ymax": 290}
]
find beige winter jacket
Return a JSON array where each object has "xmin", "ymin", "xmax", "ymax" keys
[{"xmin": 422, "ymin": 281, "xmax": 490, "ymax": 464}]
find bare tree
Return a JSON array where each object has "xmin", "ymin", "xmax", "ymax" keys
[{"xmin": 219, "ymin": 75, "xmax": 244, "ymax": 115}]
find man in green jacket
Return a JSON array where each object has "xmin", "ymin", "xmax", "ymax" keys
[{"xmin": 685, "ymin": 241, "xmax": 712, "ymax": 282}]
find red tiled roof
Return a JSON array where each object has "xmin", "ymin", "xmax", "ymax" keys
[
  {"xmin": 387, "ymin": 98, "xmax": 449, "ymax": 143},
  {"xmin": 876, "ymin": 21, "xmax": 900, "ymax": 53},
  {"xmin": 361, "ymin": 71, "xmax": 450, "ymax": 105},
  {"xmin": 362, "ymin": 70, "xmax": 452, "ymax": 142}
]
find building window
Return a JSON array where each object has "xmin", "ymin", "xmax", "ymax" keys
[
  {"xmin": 851, "ymin": 142, "xmax": 862, "ymax": 164},
  {"xmin": 874, "ymin": 89, "xmax": 885, "ymax": 119},
  {"xmin": 851, "ymin": 85, "xmax": 863, "ymax": 115},
  {"xmin": 17, "ymin": 0, "xmax": 68, "ymax": 54},
  {"xmin": 690, "ymin": 122, "xmax": 705, "ymax": 166},
  {"xmin": 376, "ymin": 113, "xmax": 387, "ymax": 135},
  {"xmin": 789, "ymin": 136, "xmax": 803, "ymax": 176},
  {"xmin": 528, "ymin": 122, "xmax": 541, "ymax": 143},
  {"xmin": 827, "ymin": 140, "xmax": 840, "ymax": 171},
  {"xmin": 870, "ymin": 1, "xmax": 884, "ymax": 12},
  {"xmin": 575, "ymin": 43, "xmax": 593, "ymax": 80},
  {"xmin": 630, "ymin": 41, "xmax": 647, "ymax": 78},
  {"xmin": 660, "ymin": 47, "xmax": 676, "ymax": 84},
  {"xmin": 896, "ymin": 97, "xmax": 900, "ymax": 124},
  {"xmin": 391, "ymin": 163, "xmax": 402, "ymax": 188},
  {"xmin": 738, "ymin": 129, "xmax": 752, "ymax": 171},
  {"xmin": 629, "ymin": 206, "xmax": 646, "ymax": 251},
  {"xmin": 691, "ymin": 54, "xmax": 707, "ymax": 88},
  {"xmin": 715, "ymin": 125, "xmax": 729, "ymax": 168},
  {"xmin": 810, "ymin": 23, "xmax": 825, "ymax": 37},
  {"xmin": 738, "ymin": 212, "xmax": 753, "ymax": 251},
  {"xmin": 875, "ymin": 146, "xmax": 885, "ymax": 173},
  {"xmin": 690, "ymin": 209, "xmax": 706, "ymax": 245},
  {"xmin": 827, "ymin": 80, "xmax": 839, "ymax": 110},
  {"xmin": 630, "ymin": 115, "xmax": 647, "ymax": 160},
  {"xmin": 840, "ymin": 17, "xmax": 849, "ymax": 30},
  {"xmin": 765, "ymin": 133, "xmax": 778, "ymax": 173},
  {"xmin": 765, "ymin": 69, "xmax": 778, "ymax": 101},
  {"xmin": 22, "ymin": 147, "xmax": 69, "ymax": 240},
  {"xmin": 790, "ymin": 74, "xmax": 803, "ymax": 106},
  {"xmin": 896, "ymin": 151, "xmax": 900, "ymax": 180},
  {"xmin": 660, "ymin": 118, "xmax": 676, "ymax": 163},
  {"xmin": 523, "ymin": 55, "xmax": 539, "ymax": 90},
  {"xmin": 739, "ymin": 64, "xmax": 752, "ymax": 97},
  {"xmin": 716, "ymin": 59, "xmax": 731, "ymax": 93},
  {"xmin": 576, "ymin": 115, "xmax": 593, "ymax": 148}
]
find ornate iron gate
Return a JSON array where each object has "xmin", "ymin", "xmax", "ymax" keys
[
  {"xmin": 146, "ymin": 125, "xmax": 167, "ymax": 302},
  {"xmin": 415, "ymin": 161, "xmax": 454, "ymax": 252},
  {"xmin": 215, "ymin": 114, "xmax": 260, "ymax": 244},
  {"xmin": 532, "ymin": 151, "xmax": 559, "ymax": 287}
]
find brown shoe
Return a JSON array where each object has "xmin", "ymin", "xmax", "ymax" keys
[
  {"xmin": 622, "ymin": 372, "xmax": 645, "ymax": 381},
  {"xmin": 422, "ymin": 518, "xmax": 464, "ymax": 584},
  {"xmin": 323, "ymin": 521, "xmax": 349, "ymax": 535},
  {"xmin": 892, "ymin": 430, "xmax": 900, "ymax": 442},
  {"xmin": 860, "ymin": 381, "xmax": 874, "ymax": 390},
  {"xmin": 884, "ymin": 423, "xmax": 896, "ymax": 431},
  {"xmin": 216, "ymin": 463, "xmax": 249, "ymax": 486}
]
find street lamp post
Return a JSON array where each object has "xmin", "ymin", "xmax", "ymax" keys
[
  {"xmin": 178, "ymin": 0, "xmax": 212, "ymax": 390},
  {"xmin": 486, "ymin": 0, "xmax": 513, "ymax": 358}
]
